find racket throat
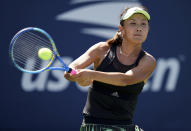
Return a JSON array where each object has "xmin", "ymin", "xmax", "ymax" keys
[{"xmin": 67, "ymin": 68, "xmax": 73, "ymax": 73}]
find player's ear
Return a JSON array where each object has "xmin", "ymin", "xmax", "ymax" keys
[
  {"xmin": 118, "ymin": 25, "xmax": 124, "ymax": 36},
  {"xmin": 118, "ymin": 25, "xmax": 123, "ymax": 32},
  {"xmin": 118, "ymin": 25, "xmax": 123, "ymax": 33}
]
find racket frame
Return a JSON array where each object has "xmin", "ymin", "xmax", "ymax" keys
[{"xmin": 10, "ymin": 27, "xmax": 73, "ymax": 74}]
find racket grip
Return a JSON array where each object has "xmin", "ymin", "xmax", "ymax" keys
[
  {"xmin": 68, "ymin": 68, "xmax": 77, "ymax": 75},
  {"xmin": 70, "ymin": 69, "xmax": 77, "ymax": 75}
]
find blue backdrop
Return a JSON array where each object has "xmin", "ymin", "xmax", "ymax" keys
[{"xmin": 1, "ymin": 0, "xmax": 191, "ymax": 130}]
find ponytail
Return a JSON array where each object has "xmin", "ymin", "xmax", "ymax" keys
[{"xmin": 106, "ymin": 31, "xmax": 122, "ymax": 46}]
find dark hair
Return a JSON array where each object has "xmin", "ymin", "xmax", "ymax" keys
[
  {"xmin": 106, "ymin": 31, "xmax": 123, "ymax": 46},
  {"xmin": 106, "ymin": 6, "xmax": 149, "ymax": 46}
]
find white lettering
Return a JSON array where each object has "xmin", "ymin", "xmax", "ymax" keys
[
  {"xmin": 151, "ymin": 58, "xmax": 180, "ymax": 92},
  {"xmin": 21, "ymin": 59, "xmax": 49, "ymax": 92},
  {"xmin": 21, "ymin": 57, "xmax": 181, "ymax": 93},
  {"xmin": 21, "ymin": 56, "xmax": 73, "ymax": 92},
  {"xmin": 47, "ymin": 57, "xmax": 72, "ymax": 92}
]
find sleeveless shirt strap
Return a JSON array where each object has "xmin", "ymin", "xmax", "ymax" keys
[
  {"xmin": 134, "ymin": 50, "xmax": 146, "ymax": 66},
  {"xmin": 96, "ymin": 44, "xmax": 116, "ymax": 70},
  {"xmin": 108, "ymin": 44, "xmax": 116, "ymax": 62}
]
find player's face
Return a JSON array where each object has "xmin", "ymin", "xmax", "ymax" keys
[{"xmin": 120, "ymin": 13, "xmax": 149, "ymax": 44}]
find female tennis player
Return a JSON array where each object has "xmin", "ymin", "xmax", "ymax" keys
[{"xmin": 65, "ymin": 6, "xmax": 156, "ymax": 131}]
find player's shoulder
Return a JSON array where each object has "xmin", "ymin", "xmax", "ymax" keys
[
  {"xmin": 92, "ymin": 41, "xmax": 110, "ymax": 52},
  {"xmin": 142, "ymin": 51, "xmax": 156, "ymax": 66},
  {"xmin": 94, "ymin": 41, "xmax": 109, "ymax": 48}
]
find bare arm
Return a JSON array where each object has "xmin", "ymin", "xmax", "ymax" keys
[
  {"xmin": 76, "ymin": 54, "xmax": 156, "ymax": 86},
  {"xmin": 64, "ymin": 42, "xmax": 109, "ymax": 81}
]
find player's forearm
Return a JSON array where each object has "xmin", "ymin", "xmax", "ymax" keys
[{"xmin": 90, "ymin": 70, "xmax": 130, "ymax": 86}]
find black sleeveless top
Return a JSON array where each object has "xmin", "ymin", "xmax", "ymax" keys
[{"xmin": 83, "ymin": 44, "xmax": 146, "ymax": 125}]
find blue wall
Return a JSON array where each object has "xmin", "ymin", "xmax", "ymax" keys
[{"xmin": 1, "ymin": 0, "xmax": 190, "ymax": 130}]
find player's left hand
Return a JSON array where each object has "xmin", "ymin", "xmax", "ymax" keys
[{"xmin": 74, "ymin": 69, "xmax": 93, "ymax": 86}]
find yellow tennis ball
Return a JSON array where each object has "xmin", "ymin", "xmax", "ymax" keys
[{"xmin": 38, "ymin": 48, "xmax": 53, "ymax": 61}]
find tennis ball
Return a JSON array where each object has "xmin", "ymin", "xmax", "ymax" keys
[{"xmin": 38, "ymin": 48, "xmax": 53, "ymax": 61}]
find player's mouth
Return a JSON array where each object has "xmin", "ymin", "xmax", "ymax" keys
[{"xmin": 134, "ymin": 34, "xmax": 142, "ymax": 36}]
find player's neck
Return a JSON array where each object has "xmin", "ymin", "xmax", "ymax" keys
[{"xmin": 120, "ymin": 41, "xmax": 142, "ymax": 57}]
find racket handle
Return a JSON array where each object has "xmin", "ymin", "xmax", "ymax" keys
[
  {"xmin": 70, "ymin": 69, "xmax": 77, "ymax": 75},
  {"xmin": 68, "ymin": 68, "xmax": 77, "ymax": 75}
]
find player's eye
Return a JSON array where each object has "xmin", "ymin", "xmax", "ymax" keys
[{"xmin": 130, "ymin": 22, "xmax": 136, "ymax": 25}]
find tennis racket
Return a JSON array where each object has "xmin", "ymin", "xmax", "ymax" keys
[{"xmin": 9, "ymin": 27, "xmax": 77, "ymax": 75}]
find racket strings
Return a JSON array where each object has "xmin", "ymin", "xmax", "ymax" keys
[
  {"xmin": 14, "ymin": 34, "xmax": 49, "ymax": 60},
  {"xmin": 13, "ymin": 53, "xmax": 43, "ymax": 69},
  {"xmin": 12, "ymin": 30, "xmax": 54, "ymax": 71},
  {"xmin": 24, "ymin": 31, "xmax": 52, "ymax": 47},
  {"xmin": 17, "ymin": 31, "xmax": 52, "ymax": 51}
]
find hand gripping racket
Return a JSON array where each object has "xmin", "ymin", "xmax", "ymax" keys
[{"xmin": 9, "ymin": 27, "xmax": 77, "ymax": 75}]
